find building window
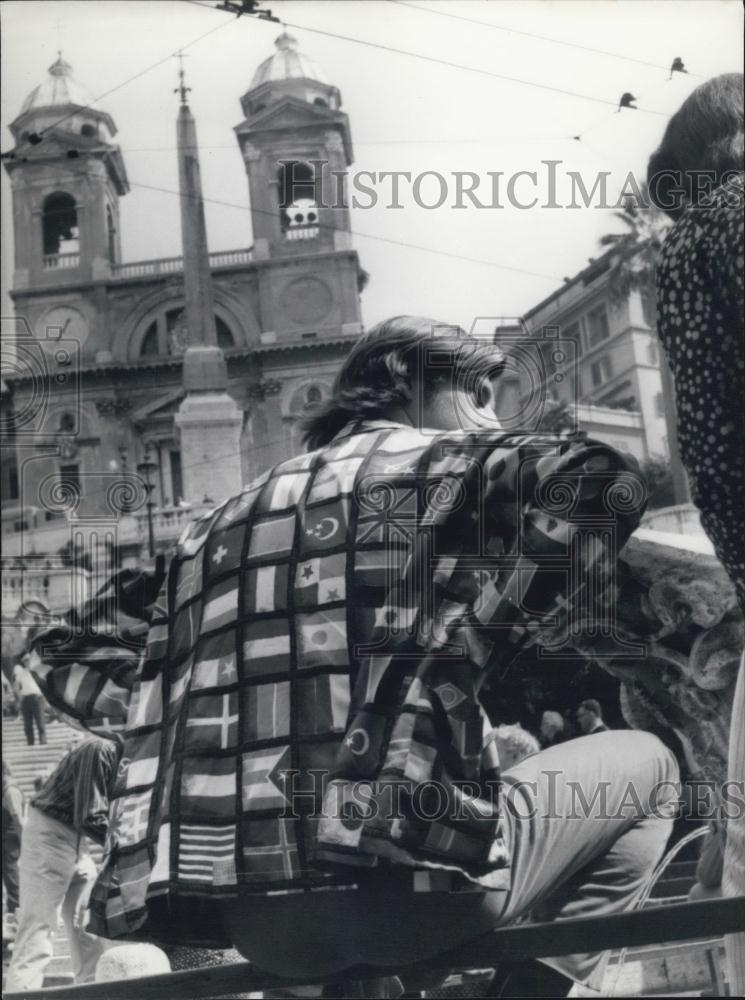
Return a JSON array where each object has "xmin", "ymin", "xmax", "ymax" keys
[
  {"xmin": 586, "ymin": 305, "xmax": 610, "ymax": 348},
  {"xmin": 170, "ymin": 450, "xmax": 183, "ymax": 506},
  {"xmin": 655, "ymin": 392, "xmax": 665, "ymax": 417},
  {"xmin": 106, "ymin": 205, "xmax": 116, "ymax": 262},
  {"xmin": 57, "ymin": 463, "xmax": 81, "ymax": 510},
  {"xmin": 139, "ymin": 311, "xmax": 236, "ymax": 358},
  {"xmin": 80, "ymin": 124, "xmax": 96, "ymax": 138},
  {"xmin": 216, "ymin": 317, "xmax": 235, "ymax": 350},
  {"xmin": 140, "ymin": 322, "xmax": 159, "ymax": 357},
  {"xmin": 590, "ymin": 355, "xmax": 613, "ymax": 388},
  {"xmin": 647, "ymin": 342, "xmax": 659, "ymax": 365},
  {"xmin": 560, "ymin": 321, "xmax": 581, "ymax": 351},
  {"xmin": 8, "ymin": 466, "xmax": 19, "ymax": 501},
  {"xmin": 58, "ymin": 412, "xmax": 75, "ymax": 433},
  {"xmin": 42, "ymin": 192, "xmax": 79, "ymax": 256},
  {"xmin": 278, "ymin": 161, "xmax": 318, "ymax": 233}
]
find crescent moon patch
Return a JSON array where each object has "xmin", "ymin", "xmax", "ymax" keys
[
  {"xmin": 306, "ymin": 516, "xmax": 339, "ymax": 542},
  {"xmin": 345, "ymin": 728, "xmax": 370, "ymax": 756}
]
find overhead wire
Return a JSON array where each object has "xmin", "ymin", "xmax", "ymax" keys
[
  {"xmin": 27, "ymin": 14, "xmax": 234, "ymax": 140},
  {"xmin": 390, "ymin": 0, "xmax": 704, "ymax": 77},
  {"xmin": 127, "ymin": 178, "xmax": 564, "ymax": 282},
  {"xmin": 184, "ymin": 0, "xmax": 667, "ymax": 114}
]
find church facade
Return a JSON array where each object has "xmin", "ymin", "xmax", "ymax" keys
[{"xmin": 2, "ymin": 35, "xmax": 364, "ymax": 573}]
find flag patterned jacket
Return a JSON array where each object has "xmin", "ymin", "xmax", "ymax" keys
[{"xmin": 31, "ymin": 420, "xmax": 644, "ymax": 943}]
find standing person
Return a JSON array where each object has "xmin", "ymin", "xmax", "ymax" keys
[
  {"xmin": 539, "ymin": 709, "xmax": 567, "ymax": 748},
  {"xmin": 27, "ymin": 318, "xmax": 679, "ymax": 997},
  {"xmin": 5, "ymin": 737, "xmax": 122, "ymax": 992},
  {"xmin": 575, "ymin": 699, "xmax": 608, "ymax": 735},
  {"xmin": 2, "ymin": 669, "xmax": 18, "ymax": 717},
  {"xmin": 12, "ymin": 658, "xmax": 46, "ymax": 746},
  {"xmin": 648, "ymin": 72, "xmax": 745, "ymax": 995},
  {"xmin": 2, "ymin": 760, "xmax": 25, "ymax": 947}
]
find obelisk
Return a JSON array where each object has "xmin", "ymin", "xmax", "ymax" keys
[{"xmin": 173, "ymin": 58, "xmax": 243, "ymax": 505}]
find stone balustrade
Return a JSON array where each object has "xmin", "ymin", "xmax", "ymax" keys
[
  {"xmin": 42, "ymin": 252, "xmax": 79, "ymax": 270},
  {"xmin": 112, "ymin": 247, "xmax": 253, "ymax": 280}
]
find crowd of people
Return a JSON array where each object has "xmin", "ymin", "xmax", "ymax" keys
[{"xmin": 1, "ymin": 72, "xmax": 743, "ymax": 997}]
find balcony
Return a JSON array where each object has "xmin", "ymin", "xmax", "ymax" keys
[
  {"xmin": 2, "ymin": 559, "xmax": 90, "ymax": 618},
  {"xmin": 112, "ymin": 248, "xmax": 253, "ymax": 280},
  {"xmin": 42, "ymin": 253, "xmax": 79, "ymax": 270},
  {"xmin": 285, "ymin": 226, "xmax": 319, "ymax": 241}
]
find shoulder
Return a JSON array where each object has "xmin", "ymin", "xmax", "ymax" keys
[{"xmin": 660, "ymin": 173, "xmax": 744, "ymax": 272}]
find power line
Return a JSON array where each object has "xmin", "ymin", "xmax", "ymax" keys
[
  {"xmin": 31, "ymin": 16, "xmax": 234, "ymax": 140},
  {"xmin": 185, "ymin": 0, "xmax": 665, "ymax": 114},
  {"xmin": 112, "ymin": 135, "xmax": 569, "ymax": 153},
  {"xmin": 128, "ymin": 178, "xmax": 564, "ymax": 282},
  {"xmin": 391, "ymin": 0, "xmax": 703, "ymax": 78}
]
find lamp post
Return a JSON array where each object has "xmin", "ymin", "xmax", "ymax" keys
[{"xmin": 137, "ymin": 444, "xmax": 159, "ymax": 559}]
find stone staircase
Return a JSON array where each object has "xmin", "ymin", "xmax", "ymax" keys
[{"xmin": 2, "ymin": 715, "xmax": 84, "ymax": 801}]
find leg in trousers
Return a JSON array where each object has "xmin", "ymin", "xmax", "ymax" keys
[
  {"xmin": 5, "ymin": 810, "xmax": 78, "ymax": 992},
  {"xmin": 20, "ymin": 697, "xmax": 35, "ymax": 746},
  {"xmin": 31, "ymin": 695, "xmax": 47, "ymax": 745},
  {"xmin": 2, "ymin": 842, "xmax": 21, "ymax": 913},
  {"xmin": 60, "ymin": 869, "xmax": 111, "ymax": 984},
  {"xmin": 493, "ymin": 730, "xmax": 680, "ymax": 990}
]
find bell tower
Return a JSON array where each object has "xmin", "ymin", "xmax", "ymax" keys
[
  {"xmin": 235, "ymin": 32, "xmax": 353, "ymax": 260},
  {"xmin": 3, "ymin": 54, "xmax": 129, "ymax": 290}
]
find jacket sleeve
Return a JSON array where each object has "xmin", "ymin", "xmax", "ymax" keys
[
  {"xmin": 475, "ymin": 434, "xmax": 645, "ymax": 668},
  {"xmin": 28, "ymin": 560, "xmax": 169, "ymax": 736}
]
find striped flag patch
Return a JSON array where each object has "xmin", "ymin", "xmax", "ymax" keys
[{"xmin": 177, "ymin": 823, "xmax": 236, "ymax": 883}]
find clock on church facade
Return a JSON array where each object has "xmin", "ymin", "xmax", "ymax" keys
[{"xmin": 2, "ymin": 39, "xmax": 365, "ymax": 563}]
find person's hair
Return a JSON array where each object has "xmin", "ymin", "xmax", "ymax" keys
[
  {"xmin": 541, "ymin": 710, "xmax": 564, "ymax": 731},
  {"xmin": 487, "ymin": 723, "xmax": 540, "ymax": 764},
  {"xmin": 300, "ymin": 315, "xmax": 505, "ymax": 450},
  {"xmin": 647, "ymin": 73, "xmax": 744, "ymax": 219},
  {"xmin": 579, "ymin": 698, "xmax": 602, "ymax": 718}
]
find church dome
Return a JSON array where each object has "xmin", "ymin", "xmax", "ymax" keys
[
  {"xmin": 250, "ymin": 32, "xmax": 329, "ymax": 89},
  {"xmin": 20, "ymin": 54, "xmax": 96, "ymax": 114}
]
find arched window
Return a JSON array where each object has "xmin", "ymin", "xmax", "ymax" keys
[
  {"xmin": 58, "ymin": 412, "xmax": 75, "ymax": 433},
  {"xmin": 138, "ymin": 313, "xmax": 235, "ymax": 358},
  {"xmin": 140, "ymin": 322, "xmax": 159, "ymax": 357},
  {"xmin": 80, "ymin": 124, "xmax": 96, "ymax": 138},
  {"xmin": 42, "ymin": 192, "xmax": 79, "ymax": 256},
  {"xmin": 216, "ymin": 317, "xmax": 235, "ymax": 350},
  {"xmin": 278, "ymin": 161, "xmax": 317, "ymax": 232},
  {"xmin": 306, "ymin": 385, "xmax": 322, "ymax": 405},
  {"xmin": 313, "ymin": 97, "xmax": 328, "ymax": 108},
  {"xmin": 106, "ymin": 205, "xmax": 116, "ymax": 262}
]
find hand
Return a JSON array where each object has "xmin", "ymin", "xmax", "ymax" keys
[{"xmin": 74, "ymin": 854, "xmax": 98, "ymax": 882}]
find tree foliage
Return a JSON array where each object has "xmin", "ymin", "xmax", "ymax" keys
[{"xmin": 599, "ymin": 190, "xmax": 670, "ymax": 325}]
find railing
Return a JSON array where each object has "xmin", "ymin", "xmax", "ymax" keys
[
  {"xmin": 42, "ymin": 253, "xmax": 79, "ymax": 270},
  {"xmin": 285, "ymin": 225, "xmax": 319, "ymax": 241},
  {"xmin": 6, "ymin": 897, "xmax": 743, "ymax": 999},
  {"xmin": 112, "ymin": 248, "xmax": 253, "ymax": 280},
  {"xmin": 1, "ymin": 561, "xmax": 90, "ymax": 617}
]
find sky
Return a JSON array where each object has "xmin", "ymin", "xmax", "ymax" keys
[{"xmin": 1, "ymin": 0, "xmax": 743, "ymax": 330}]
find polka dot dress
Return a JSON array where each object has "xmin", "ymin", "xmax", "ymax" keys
[{"xmin": 656, "ymin": 172, "xmax": 745, "ymax": 612}]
